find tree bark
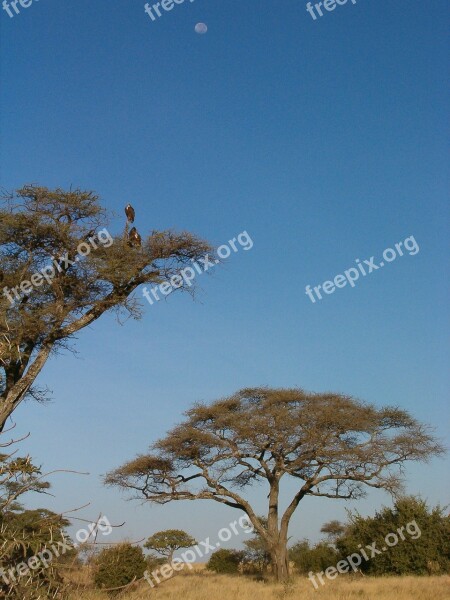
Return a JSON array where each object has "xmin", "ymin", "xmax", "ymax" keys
[
  {"xmin": 266, "ymin": 476, "xmax": 291, "ymax": 582},
  {"xmin": 270, "ymin": 543, "xmax": 290, "ymax": 582},
  {"xmin": 0, "ymin": 343, "xmax": 53, "ymax": 431}
]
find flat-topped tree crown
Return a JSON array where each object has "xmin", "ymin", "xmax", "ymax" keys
[
  {"xmin": 105, "ymin": 387, "xmax": 444, "ymax": 582},
  {"xmin": 144, "ymin": 529, "xmax": 197, "ymax": 562}
]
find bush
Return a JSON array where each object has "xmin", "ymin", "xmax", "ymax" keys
[
  {"xmin": 337, "ymin": 497, "xmax": 450, "ymax": 575},
  {"xmin": 93, "ymin": 543, "xmax": 147, "ymax": 593},
  {"xmin": 206, "ymin": 548, "xmax": 245, "ymax": 574},
  {"xmin": 0, "ymin": 508, "xmax": 73, "ymax": 600},
  {"xmin": 146, "ymin": 553, "xmax": 166, "ymax": 571},
  {"xmin": 290, "ymin": 496, "xmax": 450, "ymax": 577},
  {"xmin": 290, "ymin": 540, "xmax": 337, "ymax": 575},
  {"xmin": 0, "ymin": 450, "xmax": 73, "ymax": 599}
]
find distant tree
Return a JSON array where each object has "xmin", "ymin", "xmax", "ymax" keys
[
  {"xmin": 320, "ymin": 520, "xmax": 346, "ymax": 541},
  {"xmin": 337, "ymin": 496, "xmax": 450, "ymax": 575},
  {"xmin": 0, "ymin": 185, "xmax": 211, "ymax": 429},
  {"xmin": 93, "ymin": 543, "xmax": 147, "ymax": 593},
  {"xmin": 144, "ymin": 529, "xmax": 197, "ymax": 563},
  {"xmin": 105, "ymin": 387, "xmax": 444, "ymax": 582},
  {"xmin": 207, "ymin": 548, "xmax": 244, "ymax": 574}
]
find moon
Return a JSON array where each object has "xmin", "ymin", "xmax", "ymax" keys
[{"xmin": 195, "ymin": 23, "xmax": 208, "ymax": 34}]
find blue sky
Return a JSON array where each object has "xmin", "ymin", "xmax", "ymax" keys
[{"xmin": 1, "ymin": 0, "xmax": 449, "ymax": 547}]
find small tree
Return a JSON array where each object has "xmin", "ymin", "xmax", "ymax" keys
[
  {"xmin": 320, "ymin": 520, "xmax": 346, "ymax": 542},
  {"xmin": 106, "ymin": 387, "xmax": 444, "ymax": 582},
  {"xmin": 94, "ymin": 543, "xmax": 147, "ymax": 593},
  {"xmin": 207, "ymin": 549, "xmax": 244, "ymax": 574},
  {"xmin": 144, "ymin": 529, "xmax": 197, "ymax": 563}
]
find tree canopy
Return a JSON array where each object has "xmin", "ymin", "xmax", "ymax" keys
[
  {"xmin": 105, "ymin": 387, "xmax": 443, "ymax": 581},
  {"xmin": 0, "ymin": 185, "xmax": 211, "ymax": 428},
  {"xmin": 144, "ymin": 529, "xmax": 197, "ymax": 562}
]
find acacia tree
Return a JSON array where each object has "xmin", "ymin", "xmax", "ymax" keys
[
  {"xmin": 144, "ymin": 529, "xmax": 197, "ymax": 563},
  {"xmin": 105, "ymin": 387, "xmax": 444, "ymax": 582},
  {"xmin": 0, "ymin": 185, "xmax": 212, "ymax": 429},
  {"xmin": 320, "ymin": 520, "xmax": 346, "ymax": 541}
]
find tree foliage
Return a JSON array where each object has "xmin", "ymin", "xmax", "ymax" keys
[
  {"xmin": 0, "ymin": 185, "xmax": 212, "ymax": 429},
  {"xmin": 206, "ymin": 548, "xmax": 244, "ymax": 574},
  {"xmin": 105, "ymin": 387, "xmax": 443, "ymax": 582},
  {"xmin": 290, "ymin": 496, "xmax": 450, "ymax": 576},
  {"xmin": 144, "ymin": 529, "xmax": 197, "ymax": 562},
  {"xmin": 320, "ymin": 519, "xmax": 346, "ymax": 541},
  {"xmin": 0, "ymin": 451, "xmax": 49, "ymax": 513},
  {"xmin": 0, "ymin": 509, "xmax": 72, "ymax": 599},
  {"xmin": 93, "ymin": 543, "xmax": 147, "ymax": 593},
  {"xmin": 337, "ymin": 497, "xmax": 450, "ymax": 575},
  {"xmin": 0, "ymin": 444, "xmax": 73, "ymax": 599},
  {"xmin": 289, "ymin": 539, "xmax": 337, "ymax": 575}
]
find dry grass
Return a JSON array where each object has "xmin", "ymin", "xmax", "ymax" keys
[{"xmin": 68, "ymin": 571, "xmax": 449, "ymax": 600}]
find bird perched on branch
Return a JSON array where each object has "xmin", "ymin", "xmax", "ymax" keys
[
  {"xmin": 128, "ymin": 227, "xmax": 142, "ymax": 247},
  {"xmin": 125, "ymin": 204, "xmax": 135, "ymax": 223}
]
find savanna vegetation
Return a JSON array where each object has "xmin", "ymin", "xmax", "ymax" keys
[
  {"xmin": 0, "ymin": 189, "xmax": 447, "ymax": 599},
  {"xmin": 105, "ymin": 387, "xmax": 444, "ymax": 582},
  {"xmin": 66, "ymin": 573, "xmax": 450, "ymax": 600}
]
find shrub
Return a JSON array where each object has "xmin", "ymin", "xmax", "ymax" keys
[
  {"xmin": 146, "ymin": 553, "xmax": 166, "ymax": 571},
  {"xmin": 206, "ymin": 548, "xmax": 244, "ymax": 574},
  {"xmin": 337, "ymin": 497, "xmax": 450, "ymax": 575},
  {"xmin": 93, "ymin": 543, "xmax": 147, "ymax": 593},
  {"xmin": 290, "ymin": 496, "xmax": 450, "ymax": 577},
  {"xmin": 290, "ymin": 540, "xmax": 337, "ymax": 574},
  {"xmin": 0, "ymin": 507, "xmax": 73, "ymax": 599}
]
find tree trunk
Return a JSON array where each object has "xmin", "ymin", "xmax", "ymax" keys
[
  {"xmin": 0, "ymin": 343, "xmax": 52, "ymax": 430},
  {"xmin": 270, "ymin": 543, "xmax": 289, "ymax": 582}
]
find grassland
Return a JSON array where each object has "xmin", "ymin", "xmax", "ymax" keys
[{"xmin": 69, "ymin": 570, "xmax": 449, "ymax": 600}]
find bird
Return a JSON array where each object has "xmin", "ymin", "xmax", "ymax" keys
[
  {"xmin": 128, "ymin": 227, "xmax": 142, "ymax": 247},
  {"xmin": 125, "ymin": 204, "xmax": 135, "ymax": 223}
]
